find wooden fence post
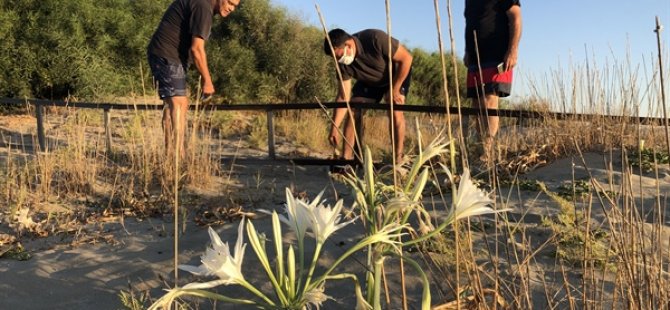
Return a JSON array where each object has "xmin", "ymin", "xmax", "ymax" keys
[
  {"xmin": 104, "ymin": 108, "xmax": 112, "ymax": 154},
  {"xmin": 267, "ymin": 110, "xmax": 276, "ymax": 159},
  {"xmin": 35, "ymin": 103, "xmax": 46, "ymax": 152}
]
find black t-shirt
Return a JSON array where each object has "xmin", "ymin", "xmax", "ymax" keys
[
  {"xmin": 147, "ymin": 0, "xmax": 213, "ymax": 66},
  {"xmin": 464, "ymin": 0, "xmax": 520, "ymax": 62},
  {"xmin": 339, "ymin": 29, "xmax": 400, "ymax": 87}
]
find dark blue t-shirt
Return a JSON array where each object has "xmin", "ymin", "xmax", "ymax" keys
[{"xmin": 148, "ymin": 0, "xmax": 213, "ymax": 66}]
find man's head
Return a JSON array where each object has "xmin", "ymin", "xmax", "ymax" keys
[
  {"xmin": 216, "ymin": 0, "xmax": 240, "ymax": 17},
  {"xmin": 324, "ymin": 28, "xmax": 356, "ymax": 65}
]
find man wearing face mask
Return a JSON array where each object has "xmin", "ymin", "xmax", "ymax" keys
[
  {"xmin": 147, "ymin": 0, "xmax": 240, "ymax": 157},
  {"xmin": 324, "ymin": 28, "xmax": 413, "ymax": 167}
]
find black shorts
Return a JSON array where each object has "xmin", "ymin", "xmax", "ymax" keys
[
  {"xmin": 148, "ymin": 53, "xmax": 188, "ymax": 99},
  {"xmin": 352, "ymin": 70, "xmax": 412, "ymax": 102}
]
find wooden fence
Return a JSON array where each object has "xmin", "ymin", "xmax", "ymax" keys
[{"xmin": 1, "ymin": 97, "xmax": 667, "ymax": 165}]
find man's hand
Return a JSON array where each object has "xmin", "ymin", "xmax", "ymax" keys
[
  {"xmin": 328, "ymin": 126, "xmax": 340, "ymax": 148},
  {"xmin": 503, "ymin": 51, "xmax": 518, "ymax": 72},
  {"xmin": 385, "ymin": 91, "xmax": 406, "ymax": 104},
  {"xmin": 202, "ymin": 80, "xmax": 215, "ymax": 96},
  {"xmin": 393, "ymin": 92, "xmax": 405, "ymax": 104}
]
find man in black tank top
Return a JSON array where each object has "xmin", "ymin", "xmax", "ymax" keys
[
  {"xmin": 147, "ymin": 0, "xmax": 240, "ymax": 156},
  {"xmin": 324, "ymin": 28, "xmax": 413, "ymax": 166}
]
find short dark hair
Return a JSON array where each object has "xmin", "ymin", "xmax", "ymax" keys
[{"xmin": 324, "ymin": 28, "xmax": 352, "ymax": 56}]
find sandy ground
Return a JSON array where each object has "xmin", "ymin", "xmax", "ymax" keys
[
  {"xmin": 1, "ymin": 112, "xmax": 669, "ymax": 309},
  {"xmin": 0, "ymin": 163, "xmax": 396, "ymax": 309}
]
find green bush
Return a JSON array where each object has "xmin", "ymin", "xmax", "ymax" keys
[{"xmin": 0, "ymin": 0, "xmax": 466, "ymax": 106}]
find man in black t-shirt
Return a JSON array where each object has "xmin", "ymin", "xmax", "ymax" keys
[
  {"xmin": 464, "ymin": 0, "xmax": 522, "ymax": 159},
  {"xmin": 147, "ymin": 0, "xmax": 240, "ymax": 156},
  {"xmin": 324, "ymin": 29, "xmax": 413, "ymax": 165}
]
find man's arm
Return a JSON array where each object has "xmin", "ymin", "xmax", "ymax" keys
[
  {"xmin": 391, "ymin": 45, "xmax": 413, "ymax": 104},
  {"xmin": 504, "ymin": 5, "xmax": 522, "ymax": 71},
  {"xmin": 190, "ymin": 36, "xmax": 214, "ymax": 95},
  {"xmin": 336, "ymin": 79, "xmax": 352, "ymax": 103}
]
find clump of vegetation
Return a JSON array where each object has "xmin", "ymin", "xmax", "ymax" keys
[
  {"xmin": 506, "ymin": 178, "xmax": 542, "ymax": 191},
  {"xmin": 557, "ymin": 179, "xmax": 591, "ymax": 200},
  {"xmin": 630, "ymin": 148, "xmax": 670, "ymax": 173},
  {"xmin": 539, "ymin": 182, "xmax": 612, "ymax": 267},
  {"xmin": 0, "ymin": 242, "xmax": 31, "ymax": 261},
  {"xmin": 119, "ymin": 288, "xmax": 150, "ymax": 310}
]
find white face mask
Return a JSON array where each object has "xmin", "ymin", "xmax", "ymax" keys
[{"xmin": 338, "ymin": 46, "xmax": 355, "ymax": 65}]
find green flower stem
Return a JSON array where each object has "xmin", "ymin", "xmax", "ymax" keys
[
  {"xmin": 387, "ymin": 253, "xmax": 431, "ymax": 310},
  {"xmin": 301, "ymin": 241, "xmax": 324, "ymax": 295},
  {"xmin": 322, "ymin": 273, "xmax": 358, "ymax": 281},
  {"xmin": 310, "ymin": 234, "xmax": 387, "ymax": 290},
  {"xmin": 171, "ymin": 289, "xmax": 261, "ymax": 306},
  {"xmin": 366, "ymin": 244, "xmax": 375, "ymax": 302},
  {"xmin": 247, "ymin": 222, "xmax": 289, "ymax": 305},
  {"xmin": 296, "ymin": 236, "xmax": 306, "ymax": 294},
  {"xmin": 287, "ymin": 245, "xmax": 296, "ymax": 299},
  {"xmin": 321, "ymin": 274, "xmax": 370, "ymax": 310},
  {"xmin": 271, "ymin": 213, "xmax": 285, "ymax": 289},
  {"xmin": 372, "ymin": 257, "xmax": 383, "ymax": 310},
  {"xmin": 402, "ymin": 215, "xmax": 454, "ymax": 248},
  {"xmin": 237, "ymin": 278, "xmax": 277, "ymax": 307}
]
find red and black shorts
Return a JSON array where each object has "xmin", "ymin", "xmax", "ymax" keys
[{"xmin": 466, "ymin": 62, "xmax": 513, "ymax": 98}]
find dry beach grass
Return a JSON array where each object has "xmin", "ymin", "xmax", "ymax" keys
[{"xmin": 0, "ymin": 83, "xmax": 669, "ymax": 309}]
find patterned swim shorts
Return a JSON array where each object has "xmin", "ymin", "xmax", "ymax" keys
[{"xmin": 147, "ymin": 53, "xmax": 188, "ymax": 99}]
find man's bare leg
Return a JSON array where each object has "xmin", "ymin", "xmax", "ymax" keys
[
  {"xmin": 392, "ymin": 110, "xmax": 406, "ymax": 163},
  {"xmin": 340, "ymin": 98, "xmax": 376, "ymax": 161},
  {"xmin": 477, "ymin": 93, "xmax": 499, "ymax": 160},
  {"xmin": 483, "ymin": 94, "xmax": 500, "ymax": 138},
  {"xmin": 163, "ymin": 96, "xmax": 189, "ymax": 158},
  {"xmin": 341, "ymin": 109, "xmax": 358, "ymax": 160}
]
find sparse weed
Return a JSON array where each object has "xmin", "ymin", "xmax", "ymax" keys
[
  {"xmin": 539, "ymin": 182, "xmax": 613, "ymax": 268},
  {"xmin": 557, "ymin": 179, "xmax": 591, "ymax": 200},
  {"xmin": 247, "ymin": 113, "xmax": 268, "ymax": 149},
  {"xmin": 630, "ymin": 148, "xmax": 670, "ymax": 172},
  {"xmin": 511, "ymin": 178, "xmax": 542, "ymax": 191},
  {"xmin": 119, "ymin": 288, "xmax": 150, "ymax": 310}
]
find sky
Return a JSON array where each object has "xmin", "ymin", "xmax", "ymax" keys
[{"xmin": 269, "ymin": 0, "xmax": 670, "ymax": 113}]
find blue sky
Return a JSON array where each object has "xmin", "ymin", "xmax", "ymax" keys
[{"xmin": 269, "ymin": 0, "xmax": 669, "ymax": 109}]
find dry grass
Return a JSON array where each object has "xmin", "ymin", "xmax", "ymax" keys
[{"xmin": 1, "ymin": 56, "xmax": 669, "ymax": 310}]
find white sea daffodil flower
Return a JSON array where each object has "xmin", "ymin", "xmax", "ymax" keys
[
  {"xmin": 277, "ymin": 188, "xmax": 320, "ymax": 242},
  {"xmin": 310, "ymin": 199, "xmax": 357, "ymax": 244},
  {"xmin": 450, "ymin": 168, "xmax": 508, "ymax": 221},
  {"xmin": 178, "ymin": 220, "xmax": 247, "ymax": 289}
]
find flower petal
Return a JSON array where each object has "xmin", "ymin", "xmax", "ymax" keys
[{"xmin": 178, "ymin": 264, "xmax": 207, "ymax": 276}]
